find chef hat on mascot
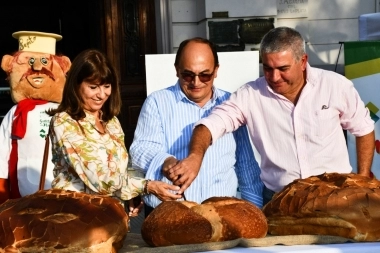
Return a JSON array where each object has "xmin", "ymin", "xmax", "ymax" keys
[
  {"xmin": 13, "ymin": 31, "xmax": 61, "ymax": 55},
  {"xmin": 0, "ymin": 31, "xmax": 71, "ymax": 203}
]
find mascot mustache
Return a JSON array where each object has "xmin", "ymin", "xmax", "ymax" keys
[{"xmin": 20, "ymin": 67, "xmax": 55, "ymax": 82}]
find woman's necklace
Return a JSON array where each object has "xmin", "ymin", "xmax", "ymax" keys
[
  {"xmin": 94, "ymin": 117, "xmax": 106, "ymax": 134},
  {"xmin": 87, "ymin": 110, "xmax": 106, "ymax": 134}
]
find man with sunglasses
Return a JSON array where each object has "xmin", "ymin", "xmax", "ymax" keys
[
  {"xmin": 166, "ymin": 27, "xmax": 375, "ymax": 207},
  {"xmin": 130, "ymin": 37, "xmax": 263, "ymax": 217}
]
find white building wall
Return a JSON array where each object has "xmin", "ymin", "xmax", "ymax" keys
[{"xmin": 164, "ymin": 0, "xmax": 380, "ymax": 75}]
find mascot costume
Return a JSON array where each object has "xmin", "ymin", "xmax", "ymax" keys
[{"xmin": 0, "ymin": 31, "xmax": 71, "ymax": 204}]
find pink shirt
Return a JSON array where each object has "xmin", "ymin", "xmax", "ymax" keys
[{"xmin": 197, "ymin": 63, "xmax": 374, "ymax": 192}]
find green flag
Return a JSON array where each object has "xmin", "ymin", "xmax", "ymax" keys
[{"xmin": 344, "ymin": 41, "xmax": 380, "ymax": 178}]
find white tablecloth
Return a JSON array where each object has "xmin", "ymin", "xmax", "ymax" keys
[
  {"xmin": 121, "ymin": 233, "xmax": 380, "ymax": 253},
  {"xmin": 198, "ymin": 242, "xmax": 380, "ymax": 253}
]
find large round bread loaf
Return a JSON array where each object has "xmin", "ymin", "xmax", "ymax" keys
[
  {"xmin": 0, "ymin": 189, "xmax": 129, "ymax": 252},
  {"xmin": 263, "ymin": 173, "xmax": 380, "ymax": 241},
  {"xmin": 141, "ymin": 196, "xmax": 267, "ymax": 246}
]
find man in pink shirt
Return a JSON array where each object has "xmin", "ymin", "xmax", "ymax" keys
[{"xmin": 164, "ymin": 27, "xmax": 375, "ymax": 206}]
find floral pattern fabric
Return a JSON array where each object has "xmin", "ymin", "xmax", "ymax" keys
[{"xmin": 50, "ymin": 111, "xmax": 145, "ymax": 200}]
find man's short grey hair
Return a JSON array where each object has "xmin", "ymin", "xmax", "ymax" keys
[{"xmin": 260, "ymin": 27, "xmax": 306, "ymax": 61}]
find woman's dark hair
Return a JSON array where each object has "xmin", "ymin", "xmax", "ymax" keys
[
  {"xmin": 47, "ymin": 49, "xmax": 121, "ymax": 122},
  {"xmin": 174, "ymin": 37, "xmax": 219, "ymax": 68}
]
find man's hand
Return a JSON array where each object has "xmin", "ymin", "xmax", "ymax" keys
[
  {"xmin": 168, "ymin": 153, "xmax": 203, "ymax": 194},
  {"xmin": 167, "ymin": 124, "xmax": 212, "ymax": 194},
  {"xmin": 162, "ymin": 156, "xmax": 180, "ymax": 181}
]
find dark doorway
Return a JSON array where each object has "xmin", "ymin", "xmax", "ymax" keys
[
  {"xmin": 0, "ymin": 0, "xmax": 104, "ymax": 124},
  {"xmin": 0, "ymin": 0, "xmax": 104, "ymax": 85},
  {"xmin": 0, "ymin": 0, "xmax": 156, "ymax": 148},
  {"xmin": 116, "ymin": 0, "xmax": 157, "ymax": 148}
]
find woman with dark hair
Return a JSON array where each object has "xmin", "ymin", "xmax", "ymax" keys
[{"xmin": 47, "ymin": 49, "xmax": 182, "ymax": 216}]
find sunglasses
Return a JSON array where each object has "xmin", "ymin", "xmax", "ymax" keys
[{"xmin": 180, "ymin": 71, "xmax": 214, "ymax": 83}]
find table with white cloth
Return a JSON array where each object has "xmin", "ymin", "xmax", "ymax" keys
[
  {"xmin": 197, "ymin": 242, "xmax": 380, "ymax": 253},
  {"xmin": 120, "ymin": 233, "xmax": 380, "ymax": 253}
]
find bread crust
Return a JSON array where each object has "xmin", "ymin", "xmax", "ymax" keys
[
  {"xmin": 263, "ymin": 173, "xmax": 380, "ymax": 241},
  {"xmin": 141, "ymin": 197, "xmax": 267, "ymax": 246},
  {"xmin": 0, "ymin": 189, "xmax": 129, "ymax": 252},
  {"xmin": 141, "ymin": 201, "xmax": 213, "ymax": 246}
]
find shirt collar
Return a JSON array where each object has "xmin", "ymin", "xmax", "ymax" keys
[{"xmin": 305, "ymin": 62, "xmax": 315, "ymax": 87}]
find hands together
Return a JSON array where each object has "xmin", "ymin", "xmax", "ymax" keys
[
  {"xmin": 162, "ymin": 154, "xmax": 203, "ymax": 195},
  {"xmin": 128, "ymin": 179, "xmax": 184, "ymax": 217}
]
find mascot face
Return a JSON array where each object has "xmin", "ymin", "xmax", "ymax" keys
[{"xmin": 1, "ymin": 51, "xmax": 71, "ymax": 103}]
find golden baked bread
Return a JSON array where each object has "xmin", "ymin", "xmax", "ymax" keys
[
  {"xmin": 263, "ymin": 172, "xmax": 380, "ymax": 241},
  {"xmin": 0, "ymin": 189, "xmax": 129, "ymax": 252},
  {"xmin": 141, "ymin": 196, "xmax": 268, "ymax": 246}
]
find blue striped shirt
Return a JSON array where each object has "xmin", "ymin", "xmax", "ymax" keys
[{"xmin": 130, "ymin": 82, "xmax": 263, "ymax": 208}]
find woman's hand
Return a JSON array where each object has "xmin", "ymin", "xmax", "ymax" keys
[
  {"xmin": 127, "ymin": 196, "xmax": 143, "ymax": 217},
  {"xmin": 148, "ymin": 181, "xmax": 183, "ymax": 202}
]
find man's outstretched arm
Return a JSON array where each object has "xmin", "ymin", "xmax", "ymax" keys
[{"xmin": 356, "ymin": 130, "xmax": 375, "ymax": 177}]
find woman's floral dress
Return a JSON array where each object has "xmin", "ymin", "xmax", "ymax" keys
[{"xmin": 50, "ymin": 111, "xmax": 146, "ymax": 201}]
